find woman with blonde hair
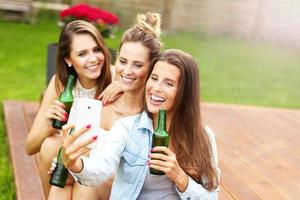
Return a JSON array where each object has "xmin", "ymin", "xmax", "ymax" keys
[{"xmin": 48, "ymin": 12, "xmax": 162, "ymax": 200}]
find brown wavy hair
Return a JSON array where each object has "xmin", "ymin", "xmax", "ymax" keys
[
  {"xmin": 55, "ymin": 20, "xmax": 112, "ymax": 97},
  {"xmin": 147, "ymin": 49, "xmax": 219, "ymax": 191}
]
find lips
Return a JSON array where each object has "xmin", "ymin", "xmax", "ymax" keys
[
  {"xmin": 84, "ymin": 64, "xmax": 100, "ymax": 72},
  {"xmin": 121, "ymin": 75, "xmax": 136, "ymax": 83},
  {"xmin": 149, "ymin": 94, "xmax": 165, "ymax": 106}
]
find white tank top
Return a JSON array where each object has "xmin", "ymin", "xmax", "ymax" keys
[{"xmin": 72, "ymin": 79, "xmax": 96, "ymax": 99}]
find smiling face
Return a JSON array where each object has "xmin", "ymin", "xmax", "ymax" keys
[
  {"xmin": 145, "ymin": 60, "xmax": 181, "ymax": 116},
  {"xmin": 115, "ymin": 42, "xmax": 150, "ymax": 93},
  {"xmin": 65, "ymin": 33, "xmax": 105, "ymax": 88}
]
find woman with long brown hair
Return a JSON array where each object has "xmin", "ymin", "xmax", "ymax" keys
[
  {"xmin": 60, "ymin": 49, "xmax": 220, "ymax": 199},
  {"xmin": 25, "ymin": 20, "xmax": 112, "ymax": 196}
]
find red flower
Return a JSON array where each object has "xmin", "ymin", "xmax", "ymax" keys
[
  {"xmin": 60, "ymin": 3, "xmax": 119, "ymax": 25},
  {"xmin": 91, "ymin": 7, "xmax": 119, "ymax": 24}
]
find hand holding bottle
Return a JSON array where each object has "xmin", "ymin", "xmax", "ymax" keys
[
  {"xmin": 46, "ymin": 100, "xmax": 68, "ymax": 127},
  {"xmin": 148, "ymin": 146, "xmax": 189, "ymax": 192},
  {"xmin": 61, "ymin": 123, "xmax": 98, "ymax": 172},
  {"xmin": 52, "ymin": 74, "xmax": 75, "ymax": 129},
  {"xmin": 48, "ymin": 157, "xmax": 75, "ymax": 186},
  {"xmin": 150, "ymin": 109, "xmax": 169, "ymax": 175}
]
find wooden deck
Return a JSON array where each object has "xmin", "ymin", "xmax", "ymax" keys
[{"xmin": 3, "ymin": 100, "xmax": 300, "ymax": 199}]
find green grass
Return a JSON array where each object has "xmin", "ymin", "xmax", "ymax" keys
[
  {"xmin": 164, "ymin": 32, "xmax": 300, "ymax": 109},
  {"xmin": 0, "ymin": 11, "xmax": 300, "ymax": 199}
]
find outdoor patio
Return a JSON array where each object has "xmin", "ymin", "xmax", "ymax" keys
[{"xmin": 4, "ymin": 100, "xmax": 300, "ymax": 199}]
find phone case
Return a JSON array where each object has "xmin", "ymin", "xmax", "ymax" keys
[{"xmin": 68, "ymin": 98, "xmax": 102, "ymax": 149}]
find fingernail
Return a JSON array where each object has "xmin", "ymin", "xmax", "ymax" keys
[
  {"xmin": 63, "ymin": 117, "xmax": 68, "ymax": 121},
  {"xmin": 150, "ymin": 148, "xmax": 153, "ymax": 152},
  {"xmin": 64, "ymin": 113, "xmax": 68, "ymax": 117},
  {"xmin": 148, "ymin": 154, "xmax": 151, "ymax": 158},
  {"xmin": 86, "ymin": 124, "xmax": 91, "ymax": 129},
  {"xmin": 92, "ymin": 135, "xmax": 98, "ymax": 140}
]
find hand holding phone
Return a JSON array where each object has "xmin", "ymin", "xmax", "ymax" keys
[{"xmin": 68, "ymin": 98, "xmax": 102, "ymax": 149}]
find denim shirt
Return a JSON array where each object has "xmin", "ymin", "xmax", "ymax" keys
[{"xmin": 71, "ymin": 111, "xmax": 220, "ymax": 200}]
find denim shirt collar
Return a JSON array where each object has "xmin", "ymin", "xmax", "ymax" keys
[{"xmin": 136, "ymin": 110, "xmax": 154, "ymax": 133}]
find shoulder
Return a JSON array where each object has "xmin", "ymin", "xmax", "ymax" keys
[
  {"xmin": 117, "ymin": 112, "xmax": 143, "ymax": 129},
  {"xmin": 113, "ymin": 111, "xmax": 152, "ymax": 133},
  {"xmin": 46, "ymin": 74, "xmax": 64, "ymax": 96},
  {"xmin": 42, "ymin": 74, "xmax": 60, "ymax": 103}
]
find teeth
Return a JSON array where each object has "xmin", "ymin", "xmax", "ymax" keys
[
  {"xmin": 85, "ymin": 64, "xmax": 98, "ymax": 69},
  {"xmin": 151, "ymin": 94, "xmax": 165, "ymax": 102},
  {"xmin": 122, "ymin": 76, "xmax": 134, "ymax": 82}
]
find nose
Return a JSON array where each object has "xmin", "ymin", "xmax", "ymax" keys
[
  {"xmin": 152, "ymin": 81, "xmax": 162, "ymax": 92},
  {"xmin": 89, "ymin": 52, "xmax": 98, "ymax": 63},
  {"xmin": 122, "ymin": 65, "xmax": 133, "ymax": 76}
]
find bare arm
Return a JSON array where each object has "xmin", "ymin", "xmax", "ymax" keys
[{"xmin": 25, "ymin": 75, "xmax": 65, "ymax": 155}]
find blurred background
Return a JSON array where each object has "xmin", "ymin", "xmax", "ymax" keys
[{"xmin": 0, "ymin": 0, "xmax": 299, "ymax": 199}]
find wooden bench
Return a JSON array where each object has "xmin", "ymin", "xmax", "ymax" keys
[
  {"xmin": 3, "ymin": 100, "xmax": 300, "ymax": 199},
  {"xmin": 0, "ymin": 0, "xmax": 33, "ymax": 22},
  {"xmin": 31, "ymin": 1, "xmax": 69, "ymax": 23},
  {"xmin": 3, "ymin": 100, "xmax": 45, "ymax": 200}
]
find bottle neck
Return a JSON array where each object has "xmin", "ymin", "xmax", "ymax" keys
[
  {"xmin": 64, "ymin": 74, "xmax": 76, "ymax": 92},
  {"xmin": 156, "ymin": 110, "xmax": 166, "ymax": 131}
]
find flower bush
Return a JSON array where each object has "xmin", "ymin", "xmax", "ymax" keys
[{"xmin": 59, "ymin": 3, "xmax": 119, "ymax": 38}]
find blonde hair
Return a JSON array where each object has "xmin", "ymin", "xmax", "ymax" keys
[
  {"xmin": 118, "ymin": 12, "xmax": 162, "ymax": 61},
  {"xmin": 136, "ymin": 12, "xmax": 161, "ymax": 39}
]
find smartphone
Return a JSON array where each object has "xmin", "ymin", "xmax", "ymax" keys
[{"xmin": 68, "ymin": 98, "xmax": 102, "ymax": 149}]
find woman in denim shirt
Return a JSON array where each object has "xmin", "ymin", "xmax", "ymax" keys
[{"xmin": 61, "ymin": 49, "xmax": 220, "ymax": 199}]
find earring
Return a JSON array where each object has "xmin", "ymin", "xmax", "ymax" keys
[{"xmin": 68, "ymin": 63, "xmax": 72, "ymax": 67}]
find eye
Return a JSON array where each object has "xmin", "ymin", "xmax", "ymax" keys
[
  {"xmin": 165, "ymin": 81, "xmax": 174, "ymax": 87},
  {"xmin": 78, "ymin": 52, "xmax": 87, "ymax": 57},
  {"xmin": 94, "ymin": 47, "xmax": 102, "ymax": 53},
  {"xmin": 135, "ymin": 64, "xmax": 143, "ymax": 68},
  {"xmin": 119, "ymin": 59, "xmax": 127, "ymax": 65},
  {"xmin": 150, "ymin": 75, "xmax": 158, "ymax": 81}
]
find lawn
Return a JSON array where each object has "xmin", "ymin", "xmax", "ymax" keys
[{"xmin": 0, "ymin": 11, "xmax": 300, "ymax": 199}]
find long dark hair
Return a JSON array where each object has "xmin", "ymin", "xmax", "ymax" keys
[
  {"xmin": 147, "ymin": 49, "xmax": 218, "ymax": 191},
  {"xmin": 55, "ymin": 20, "xmax": 112, "ymax": 97}
]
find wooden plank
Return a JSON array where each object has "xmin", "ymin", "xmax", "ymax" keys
[
  {"xmin": 202, "ymin": 103, "xmax": 300, "ymax": 199},
  {"xmin": 223, "ymin": 105, "xmax": 300, "ymax": 199},
  {"xmin": 0, "ymin": 0, "xmax": 31, "ymax": 12},
  {"xmin": 219, "ymin": 161, "xmax": 261, "ymax": 200},
  {"xmin": 219, "ymin": 185, "xmax": 236, "ymax": 200},
  {"xmin": 3, "ymin": 100, "xmax": 45, "ymax": 200},
  {"xmin": 32, "ymin": 2, "xmax": 69, "ymax": 11},
  {"xmin": 22, "ymin": 101, "xmax": 39, "ymax": 132}
]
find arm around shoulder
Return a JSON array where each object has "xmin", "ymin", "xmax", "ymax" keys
[{"xmin": 25, "ymin": 75, "xmax": 59, "ymax": 155}]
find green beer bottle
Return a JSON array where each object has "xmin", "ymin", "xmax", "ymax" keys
[
  {"xmin": 49, "ymin": 128, "xmax": 74, "ymax": 188},
  {"xmin": 150, "ymin": 109, "xmax": 169, "ymax": 175},
  {"xmin": 52, "ymin": 74, "xmax": 76, "ymax": 129}
]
